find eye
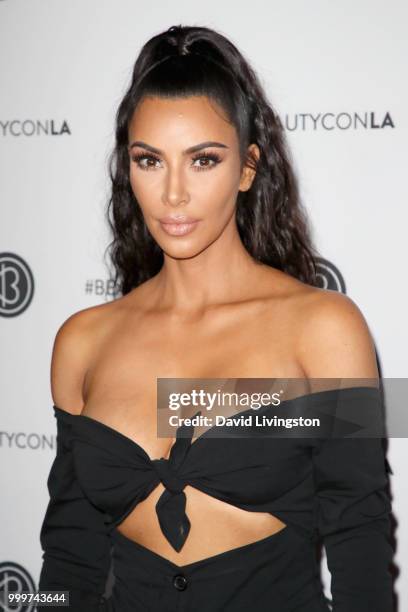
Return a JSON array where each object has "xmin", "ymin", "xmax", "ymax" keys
[
  {"xmin": 131, "ymin": 153, "xmax": 161, "ymax": 171},
  {"xmin": 130, "ymin": 151, "xmax": 222, "ymax": 172},
  {"xmin": 191, "ymin": 152, "xmax": 222, "ymax": 171}
]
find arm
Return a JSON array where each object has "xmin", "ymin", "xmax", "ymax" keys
[
  {"xmin": 312, "ymin": 424, "xmax": 393, "ymax": 611},
  {"xmin": 297, "ymin": 291, "xmax": 394, "ymax": 611},
  {"xmin": 38, "ymin": 418, "xmax": 112, "ymax": 610},
  {"xmin": 38, "ymin": 310, "xmax": 112, "ymax": 610}
]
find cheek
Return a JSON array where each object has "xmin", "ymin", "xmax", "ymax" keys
[
  {"xmin": 128, "ymin": 172, "xmax": 163, "ymax": 226},
  {"xmin": 196, "ymin": 163, "xmax": 241, "ymax": 206},
  {"xmin": 129, "ymin": 169, "xmax": 151, "ymax": 202}
]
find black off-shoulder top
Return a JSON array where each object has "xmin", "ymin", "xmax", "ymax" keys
[{"xmin": 38, "ymin": 386, "xmax": 394, "ymax": 611}]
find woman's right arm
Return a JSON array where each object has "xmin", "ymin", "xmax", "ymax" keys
[
  {"xmin": 38, "ymin": 311, "xmax": 112, "ymax": 611},
  {"xmin": 38, "ymin": 417, "xmax": 112, "ymax": 610}
]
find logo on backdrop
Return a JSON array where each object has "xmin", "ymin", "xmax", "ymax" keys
[
  {"xmin": 85, "ymin": 278, "xmax": 119, "ymax": 300},
  {"xmin": 0, "ymin": 252, "xmax": 35, "ymax": 317},
  {"xmin": 0, "ymin": 113, "xmax": 394, "ymax": 135},
  {"xmin": 315, "ymin": 257, "xmax": 346, "ymax": 293},
  {"xmin": 0, "ymin": 429, "xmax": 55, "ymax": 450},
  {"xmin": 279, "ymin": 111, "xmax": 394, "ymax": 131},
  {"xmin": 0, "ymin": 562, "xmax": 37, "ymax": 611},
  {"xmin": 0, "ymin": 119, "xmax": 71, "ymax": 137}
]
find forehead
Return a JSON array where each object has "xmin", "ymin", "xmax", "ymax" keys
[{"xmin": 128, "ymin": 95, "xmax": 235, "ymax": 144}]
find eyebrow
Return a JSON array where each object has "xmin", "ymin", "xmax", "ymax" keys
[{"xmin": 128, "ymin": 140, "xmax": 229, "ymax": 155}]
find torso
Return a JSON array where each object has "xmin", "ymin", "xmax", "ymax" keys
[{"xmin": 78, "ymin": 265, "xmax": 323, "ymax": 564}]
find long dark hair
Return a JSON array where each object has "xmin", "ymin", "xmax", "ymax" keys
[{"xmin": 104, "ymin": 24, "xmax": 320, "ymax": 296}]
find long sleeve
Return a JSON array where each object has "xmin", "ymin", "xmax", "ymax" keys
[
  {"xmin": 38, "ymin": 415, "xmax": 112, "ymax": 611},
  {"xmin": 313, "ymin": 424, "xmax": 394, "ymax": 611}
]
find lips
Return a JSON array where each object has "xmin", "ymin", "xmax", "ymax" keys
[
  {"xmin": 159, "ymin": 215, "xmax": 199, "ymax": 224},
  {"xmin": 158, "ymin": 216, "xmax": 200, "ymax": 237}
]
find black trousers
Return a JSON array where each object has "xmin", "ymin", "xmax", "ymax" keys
[{"xmin": 104, "ymin": 524, "xmax": 330, "ymax": 611}]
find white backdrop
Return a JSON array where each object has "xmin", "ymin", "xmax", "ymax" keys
[{"xmin": 1, "ymin": 0, "xmax": 407, "ymax": 609}]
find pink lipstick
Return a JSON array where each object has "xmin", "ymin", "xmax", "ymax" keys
[{"xmin": 159, "ymin": 214, "xmax": 200, "ymax": 237}]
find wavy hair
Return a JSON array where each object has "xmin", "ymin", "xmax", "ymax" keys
[{"xmin": 104, "ymin": 24, "xmax": 320, "ymax": 296}]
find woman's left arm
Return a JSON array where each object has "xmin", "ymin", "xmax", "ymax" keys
[
  {"xmin": 312, "ymin": 425, "xmax": 393, "ymax": 611},
  {"xmin": 297, "ymin": 290, "xmax": 394, "ymax": 611}
]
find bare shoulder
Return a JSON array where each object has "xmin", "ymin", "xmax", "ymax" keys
[
  {"xmin": 50, "ymin": 298, "xmax": 126, "ymax": 414},
  {"xmin": 50, "ymin": 280, "xmax": 159, "ymax": 413},
  {"xmin": 294, "ymin": 286, "xmax": 379, "ymax": 380}
]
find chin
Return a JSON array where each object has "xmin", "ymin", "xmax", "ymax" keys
[{"xmin": 159, "ymin": 240, "xmax": 210, "ymax": 260}]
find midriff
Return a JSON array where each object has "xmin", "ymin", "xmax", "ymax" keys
[{"xmin": 116, "ymin": 480, "xmax": 287, "ymax": 565}]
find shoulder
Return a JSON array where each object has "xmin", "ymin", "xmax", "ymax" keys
[
  {"xmin": 51, "ymin": 283, "xmax": 155, "ymax": 413},
  {"xmin": 50, "ymin": 299, "xmax": 122, "ymax": 414},
  {"xmin": 294, "ymin": 287, "xmax": 379, "ymax": 379}
]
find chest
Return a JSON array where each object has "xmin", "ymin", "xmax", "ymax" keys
[{"xmin": 81, "ymin": 310, "xmax": 305, "ymax": 460}]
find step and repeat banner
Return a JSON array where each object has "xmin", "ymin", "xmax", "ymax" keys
[{"xmin": 1, "ymin": 1, "xmax": 407, "ymax": 609}]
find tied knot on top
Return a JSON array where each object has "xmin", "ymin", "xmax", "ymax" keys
[
  {"xmin": 150, "ymin": 410, "xmax": 202, "ymax": 552},
  {"xmin": 152, "ymin": 456, "xmax": 191, "ymax": 552},
  {"xmin": 152, "ymin": 457, "xmax": 186, "ymax": 494}
]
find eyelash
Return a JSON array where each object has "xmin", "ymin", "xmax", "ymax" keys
[{"xmin": 130, "ymin": 151, "xmax": 222, "ymax": 172}]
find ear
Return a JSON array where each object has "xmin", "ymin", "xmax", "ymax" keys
[{"xmin": 239, "ymin": 143, "xmax": 260, "ymax": 192}]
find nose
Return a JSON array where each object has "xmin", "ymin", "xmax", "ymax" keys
[{"xmin": 162, "ymin": 164, "xmax": 190, "ymax": 207}]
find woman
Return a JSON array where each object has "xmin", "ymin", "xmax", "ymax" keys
[{"xmin": 38, "ymin": 24, "xmax": 393, "ymax": 611}]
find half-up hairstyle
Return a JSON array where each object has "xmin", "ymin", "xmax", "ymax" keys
[{"xmin": 104, "ymin": 24, "xmax": 320, "ymax": 296}]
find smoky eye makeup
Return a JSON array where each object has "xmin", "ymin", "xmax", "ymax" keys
[{"xmin": 129, "ymin": 149, "xmax": 224, "ymax": 172}]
